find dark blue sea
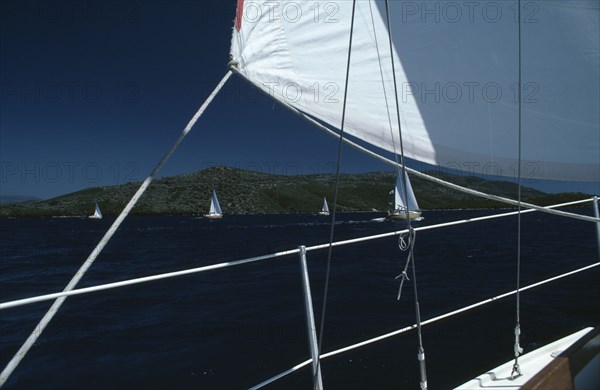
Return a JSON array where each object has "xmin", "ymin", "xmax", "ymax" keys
[{"xmin": 1, "ymin": 209, "xmax": 598, "ymax": 389}]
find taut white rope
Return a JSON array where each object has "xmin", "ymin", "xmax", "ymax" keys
[{"xmin": 0, "ymin": 71, "xmax": 233, "ymax": 388}]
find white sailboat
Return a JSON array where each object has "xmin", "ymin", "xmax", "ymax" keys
[
  {"xmin": 203, "ymin": 189, "xmax": 222, "ymax": 219},
  {"xmin": 387, "ymin": 173, "xmax": 422, "ymax": 221},
  {"xmin": 318, "ymin": 197, "xmax": 330, "ymax": 216},
  {"xmin": 88, "ymin": 203, "xmax": 102, "ymax": 219}
]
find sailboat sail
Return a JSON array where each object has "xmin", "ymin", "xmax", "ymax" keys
[
  {"xmin": 209, "ymin": 190, "xmax": 222, "ymax": 216},
  {"xmin": 321, "ymin": 197, "xmax": 329, "ymax": 214},
  {"xmin": 94, "ymin": 203, "xmax": 102, "ymax": 218},
  {"xmin": 394, "ymin": 174, "xmax": 419, "ymax": 212},
  {"xmin": 231, "ymin": 1, "xmax": 599, "ymax": 182},
  {"xmin": 89, "ymin": 203, "xmax": 102, "ymax": 219}
]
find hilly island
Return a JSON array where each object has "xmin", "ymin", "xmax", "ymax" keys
[{"xmin": 0, "ymin": 167, "xmax": 589, "ymax": 217}]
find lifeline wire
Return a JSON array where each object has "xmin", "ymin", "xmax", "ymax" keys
[
  {"xmin": 0, "ymin": 198, "xmax": 593, "ymax": 311},
  {"xmin": 250, "ymin": 261, "xmax": 600, "ymax": 389}
]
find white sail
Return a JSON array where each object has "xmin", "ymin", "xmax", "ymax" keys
[
  {"xmin": 94, "ymin": 203, "xmax": 102, "ymax": 218},
  {"xmin": 89, "ymin": 203, "xmax": 102, "ymax": 219},
  {"xmin": 231, "ymin": 1, "xmax": 599, "ymax": 182},
  {"xmin": 394, "ymin": 174, "xmax": 419, "ymax": 212},
  {"xmin": 321, "ymin": 197, "xmax": 330, "ymax": 214},
  {"xmin": 209, "ymin": 190, "xmax": 222, "ymax": 216}
]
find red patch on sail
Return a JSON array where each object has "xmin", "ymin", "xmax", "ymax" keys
[{"xmin": 235, "ymin": 0, "xmax": 244, "ymax": 31}]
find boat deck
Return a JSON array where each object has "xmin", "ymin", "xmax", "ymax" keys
[{"xmin": 455, "ymin": 327, "xmax": 597, "ymax": 389}]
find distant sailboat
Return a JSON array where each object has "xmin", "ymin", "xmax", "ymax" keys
[
  {"xmin": 204, "ymin": 189, "xmax": 223, "ymax": 219},
  {"xmin": 88, "ymin": 203, "xmax": 102, "ymax": 219},
  {"xmin": 387, "ymin": 174, "xmax": 422, "ymax": 221},
  {"xmin": 318, "ymin": 197, "xmax": 330, "ymax": 216}
]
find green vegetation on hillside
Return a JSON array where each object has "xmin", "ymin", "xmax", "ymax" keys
[{"xmin": 0, "ymin": 167, "xmax": 591, "ymax": 217}]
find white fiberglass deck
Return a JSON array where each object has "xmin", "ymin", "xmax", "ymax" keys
[{"xmin": 455, "ymin": 327, "xmax": 594, "ymax": 389}]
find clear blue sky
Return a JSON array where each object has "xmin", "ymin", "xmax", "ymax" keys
[{"xmin": 1, "ymin": 1, "xmax": 598, "ymax": 199}]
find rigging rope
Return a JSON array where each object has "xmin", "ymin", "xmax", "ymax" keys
[
  {"xmin": 367, "ymin": 1, "xmax": 416, "ymax": 303},
  {"xmin": 367, "ymin": 1, "xmax": 405, "ymax": 195},
  {"xmin": 512, "ymin": 0, "xmax": 524, "ymax": 378},
  {"xmin": 395, "ymin": 228, "xmax": 415, "ymax": 300},
  {"xmin": 383, "ymin": 0, "xmax": 427, "ymax": 387},
  {"xmin": 383, "ymin": 0, "xmax": 411, "ymax": 225},
  {"xmin": 314, "ymin": 1, "xmax": 357, "ymax": 387},
  {"xmin": 0, "ymin": 71, "xmax": 233, "ymax": 388},
  {"xmin": 369, "ymin": 0, "xmax": 414, "ymax": 300}
]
